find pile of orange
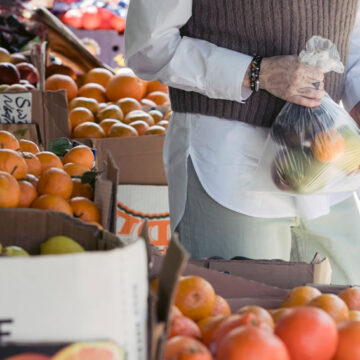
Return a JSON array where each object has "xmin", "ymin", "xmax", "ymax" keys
[
  {"xmin": 0, "ymin": 130, "xmax": 102, "ymax": 229},
  {"xmin": 44, "ymin": 67, "xmax": 172, "ymax": 139},
  {"xmin": 155, "ymin": 275, "xmax": 360, "ymax": 360}
]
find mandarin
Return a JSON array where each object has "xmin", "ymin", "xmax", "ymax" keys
[
  {"xmin": 0, "ymin": 171, "xmax": 20, "ymax": 207},
  {"xmin": 281, "ymin": 286, "xmax": 322, "ymax": 308},
  {"xmin": 210, "ymin": 295, "xmax": 231, "ymax": 317},
  {"xmin": 269, "ymin": 308, "xmax": 293, "ymax": 324},
  {"xmin": 69, "ymin": 97, "xmax": 99, "ymax": 114},
  {"xmin": 99, "ymin": 119, "xmax": 120, "ymax": 136},
  {"xmin": 157, "ymin": 120, "xmax": 169, "ymax": 130},
  {"xmin": 78, "ymin": 83, "xmax": 106, "ymax": 103},
  {"xmin": 108, "ymin": 123, "xmax": 138, "ymax": 138},
  {"xmin": 144, "ymin": 125, "xmax": 166, "ymax": 135},
  {"xmin": 24, "ymin": 173, "xmax": 39, "ymax": 188},
  {"xmin": 45, "ymin": 74, "xmax": 78, "ymax": 101},
  {"xmin": 64, "ymin": 163, "xmax": 89, "ymax": 177},
  {"xmin": 0, "ymin": 149, "xmax": 28, "ymax": 179},
  {"xmin": 148, "ymin": 109, "xmax": 163, "ymax": 123},
  {"xmin": 37, "ymin": 168, "xmax": 73, "ymax": 200},
  {"xmin": 69, "ymin": 196, "xmax": 100, "ymax": 223},
  {"xmin": 141, "ymin": 98, "xmax": 157, "ymax": 108},
  {"xmin": 129, "ymin": 120, "xmax": 149, "ymax": 136},
  {"xmin": 21, "ymin": 152, "xmax": 41, "ymax": 177},
  {"xmin": 36, "ymin": 151, "xmax": 63, "ymax": 173},
  {"xmin": 69, "ymin": 107, "xmax": 94, "ymax": 131},
  {"xmin": 117, "ymin": 97, "xmax": 142, "ymax": 115},
  {"xmin": 236, "ymin": 305, "xmax": 275, "ymax": 330},
  {"xmin": 72, "ymin": 122, "xmax": 105, "ymax": 139},
  {"xmin": 32, "ymin": 194, "xmax": 73, "ymax": 216},
  {"xmin": 71, "ymin": 178, "xmax": 94, "ymax": 200},
  {"xmin": 0, "ymin": 130, "xmax": 20, "ymax": 150},
  {"xmin": 146, "ymin": 80, "xmax": 169, "ymax": 95},
  {"xmin": 84, "ymin": 68, "xmax": 113, "ymax": 87},
  {"xmin": 18, "ymin": 180, "xmax": 37, "ymax": 208},
  {"xmin": 197, "ymin": 315, "xmax": 227, "ymax": 347},
  {"xmin": 96, "ymin": 104, "xmax": 124, "ymax": 122},
  {"xmin": 164, "ymin": 336, "xmax": 212, "ymax": 360},
  {"xmin": 19, "ymin": 139, "xmax": 40, "ymax": 154},
  {"xmin": 338, "ymin": 287, "xmax": 360, "ymax": 311},
  {"xmin": 333, "ymin": 320, "xmax": 360, "ymax": 360},
  {"xmin": 63, "ymin": 145, "xmax": 95, "ymax": 170},
  {"xmin": 124, "ymin": 110, "xmax": 155, "ymax": 126},
  {"xmin": 311, "ymin": 129, "xmax": 345, "ymax": 163},
  {"xmin": 145, "ymin": 91, "xmax": 170, "ymax": 106},
  {"xmin": 308, "ymin": 294, "xmax": 349, "ymax": 323}
]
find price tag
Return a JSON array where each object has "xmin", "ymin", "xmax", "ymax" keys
[{"xmin": 0, "ymin": 93, "xmax": 32, "ymax": 124}]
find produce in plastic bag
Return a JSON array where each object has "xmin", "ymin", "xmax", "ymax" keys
[{"xmin": 255, "ymin": 36, "xmax": 360, "ymax": 195}]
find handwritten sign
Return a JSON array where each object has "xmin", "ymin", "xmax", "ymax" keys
[{"xmin": 0, "ymin": 93, "xmax": 32, "ymax": 124}]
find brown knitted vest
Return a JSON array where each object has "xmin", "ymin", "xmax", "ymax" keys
[{"xmin": 169, "ymin": 0, "xmax": 358, "ymax": 127}]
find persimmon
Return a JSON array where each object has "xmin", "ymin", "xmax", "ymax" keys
[
  {"xmin": 0, "ymin": 171, "xmax": 20, "ymax": 207},
  {"xmin": 281, "ymin": 286, "xmax": 322, "ymax": 308},
  {"xmin": 84, "ymin": 68, "xmax": 113, "ymax": 88},
  {"xmin": 45, "ymin": 74, "xmax": 78, "ymax": 101},
  {"xmin": 69, "ymin": 107, "xmax": 94, "ymax": 131},
  {"xmin": 72, "ymin": 122, "xmax": 105, "ymax": 139},
  {"xmin": 311, "ymin": 129, "xmax": 345, "ymax": 163},
  {"xmin": 36, "ymin": 151, "xmax": 63, "ymax": 173},
  {"xmin": 21, "ymin": 152, "xmax": 41, "ymax": 177},
  {"xmin": 78, "ymin": 83, "xmax": 106, "ymax": 103},
  {"xmin": 0, "ymin": 130, "xmax": 19, "ymax": 150},
  {"xmin": 117, "ymin": 97, "xmax": 142, "ymax": 115},
  {"xmin": 145, "ymin": 91, "xmax": 170, "ymax": 106},
  {"xmin": 63, "ymin": 145, "xmax": 95, "ymax": 170},
  {"xmin": 174, "ymin": 276, "xmax": 216, "ymax": 322},
  {"xmin": 19, "ymin": 139, "xmax": 40, "ymax": 154},
  {"xmin": 164, "ymin": 336, "xmax": 212, "ymax": 360},
  {"xmin": 18, "ymin": 180, "xmax": 37, "ymax": 208},
  {"xmin": 124, "ymin": 110, "xmax": 155, "ymax": 126},
  {"xmin": 71, "ymin": 178, "xmax": 94, "ymax": 200},
  {"xmin": 338, "ymin": 287, "xmax": 360, "ymax": 311},
  {"xmin": 31, "ymin": 194, "xmax": 73, "ymax": 216},
  {"xmin": 0, "ymin": 149, "xmax": 28, "ymax": 179},
  {"xmin": 37, "ymin": 168, "xmax": 73, "ymax": 200},
  {"xmin": 68, "ymin": 196, "xmax": 100, "ymax": 223}
]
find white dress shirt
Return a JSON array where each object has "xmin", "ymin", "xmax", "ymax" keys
[{"xmin": 125, "ymin": 0, "xmax": 360, "ymax": 231}]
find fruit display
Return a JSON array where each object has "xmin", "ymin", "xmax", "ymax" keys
[
  {"xmin": 0, "ymin": 47, "xmax": 39, "ymax": 92},
  {"xmin": 44, "ymin": 66, "xmax": 172, "ymax": 139},
  {"xmin": 0, "ymin": 130, "xmax": 103, "ymax": 229},
  {"xmin": 267, "ymin": 95, "xmax": 360, "ymax": 194},
  {"xmin": 157, "ymin": 276, "xmax": 360, "ymax": 360}
]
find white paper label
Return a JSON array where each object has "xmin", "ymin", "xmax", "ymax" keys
[{"xmin": 0, "ymin": 92, "xmax": 32, "ymax": 124}]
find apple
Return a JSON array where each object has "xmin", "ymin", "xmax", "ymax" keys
[
  {"xmin": 0, "ymin": 63, "xmax": 20, "ymax": 85},
  {"xmin": 10, "ymin": 53, "xmax": 28, "ymax": 64},
  {"xmin": 0, "ymin": 47, "xmax": 11, "ymax": 63},
  {"xmin": 16, "ymin": 62, "xmax": 39, "ymax": 85}
]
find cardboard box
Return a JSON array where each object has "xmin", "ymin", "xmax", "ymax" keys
[{"xmin": 0, "ymin": 209, "xmax": 148, "ymax": 360}]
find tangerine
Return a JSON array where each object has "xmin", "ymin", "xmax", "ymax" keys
[
  {"xmin": 72, "ymin": 122, "xmax": 105, "ymax": 139},
  {"xmin": 31, "ymin": 194, "xmax": 73, "ymax": 216},
  {"xmin": 129, "ymin": 120, "xmax": 149, "ymax": 136},
  {"xmin": 99, "ymin": 119, "xmax": 120, "ymax": 136},
  {"xmin": 281, "ymin": 286, "xmax": 322, "ymax": 308},
  {"xmin": 117, "ymin": 97, "xmax": 142, "ymax": 115},
  {"xmin": 0, "ymin": 149, "xmax": 28, "ymax": 179},
  {"xmin": 24, "ymin": 173, "xmax": 39, "ymax": 188},
  {"xmin": 84, "ymin": 68, "xmax": 113, "ymax": 88},
  {"xmin": 0, "ymin": 130, "xmax": 20, "ymax": 150},
  {"xmin": 0, "ymin": 171, "xmax": 20, "ymax": 207},
  {"xmin": 18, "ymin": 180, "xmax": 37, "ymax": 208},
  {"xmin": 148, "ymin": 109, "xmax": 163, "ymax": 123},
  {"xmin": 124, "ymin": 110, "xmax": 155, "ymax": 126},
  {"xmin": 63, "ymin": 145, "xmax": 95, "ymax": 170},
  {"xmin": 144, "ymin": 125, "xmax": 166, "ymax": 135},
  {"xmin": 69, "ymin": 107, "xmax": 94, "ymax": 131},
  {"xmin": 64, "ymin": 163, "xmax": 89, "ymax": 177},
  {"xmin": 71, "ymin": 178, "xmax": 94, "ymax": 200},
  {"xmin": 197, "ymin": 315, "xmax": 227, "ymax": 347},
  {"xmin": 78, "ymin": 83, "xmax": 106, "ymax": 103},
  {"xmin": 146, "ymin": 80, "xmax": 169, "ymax": 95},
  {"xmin": 37, "ymin": 168, "xmax": 73, "ymax": 200},
  {"xmin": 69, "ymin": 97, "xmax": 99, "ymax": 114},
  {"xmin": 68, "ymin": 196, "xmax": 100, "ymax": 223},
  {"xmin": 108, "ymin": 123, "xmax": 138, "ymax": 138},
  {"xmin": 45, "ymin": 74, "xmax": 78, "ymax": 101},
  {"xmin": 36, "ymin": 151, "xmax": 64, "ymax": 173},
  {"xmin": 21, "ymin": 152, "xmax": 41, "ymax": 177},
  {"xmin": 164, "ymin": 336, "xmax": 212, "ymax": 360},
  {"xmin": 145, "ymin": 91, "xmax": 170, "ymax": 106},
  {"xmin": 338, "ymin": 287, "xmax": 360, "ymax": 311},
  {"xmin": 236, "ymin": 305, "xmax": 275, "ymax": 330},
  {"xmin": 333, "ymin": 320, "xmax": 360, "ymax": 360},
  {"xmin": 210, "ymin": 295, "xmax": 231, "ymax": 317},
  {"xmin": 308, "ymin": 294, "xmax": 349, "ymax": 323},
  {"xmin": 311, "ymin": 129, "xmax": 345, "ymax": 163},
  {"xmin": 96, "ymin": 104, "xmax": 124, "ymax": 122},
  {"xmin": 19, "ymin": 139, "xmax": 40, "ymax": 154}
]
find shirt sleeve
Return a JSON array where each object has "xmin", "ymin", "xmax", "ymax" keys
[
  {"xmin": 124, "ymin": 0, "xmax": 252, "ymax": 102},
  {"xmin": 342, "ymin": 5, "xmax": 360, "ymax": 112}
]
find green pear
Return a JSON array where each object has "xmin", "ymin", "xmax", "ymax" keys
[
  {"xmin": 40, "ymin": 236, "xmax": 85, "ymax": 255},
  {"xmin": 3, "ymin": 246, "xmax": 30, "ymax": 257},
  {"xmin": 334, "ymin": 126, "xmax": 360, "ymax": 173}
]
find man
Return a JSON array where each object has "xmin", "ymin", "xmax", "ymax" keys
[{"xmin": 125, "ymin": 0, "xmax": 360, "ymax": 284}]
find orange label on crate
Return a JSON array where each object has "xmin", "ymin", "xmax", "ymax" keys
[{"xmin": 116, "ymin": 202, "xmax": 171, "ymax": 253}]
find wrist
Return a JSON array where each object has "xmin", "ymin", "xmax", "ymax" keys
[{"xmin": 259, "ymin": 57, "xmax": 270, "ymax": 90}]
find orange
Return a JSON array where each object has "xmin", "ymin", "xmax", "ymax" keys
[
  {"xmin": 36, "ymin": 151, "xmax": 64, "ymax": 173},
  {"xmin": 32, "ymin": 194, "xmax": 73, "ymax": 216},
  {"xmin": 129, "ymin": 120, "xmax": 149, "ymax": 136},
  {"xmin": 96, "ymin": 104, "xmax": 124, "ymax": 122},
  {"xmin": 86, "ymin": 221, "xmax": 104, "ymax": 230},
  {"xmin": 69, "ymin": 97, "xmax": 99, "ymax": 114},
  {"xmin": 84, "ymin": 68, "xmax": 113, "ymax": 87},
  {"xmin": 99, "ymin": 119, "xmax": 120, "ymax": 136},
  {"xmin": 69, "ymin": 107, "xmax": 94, "ymax": 131},
  {"xmin": 78, "ymin": 83, "xmax": 106, "ymax": 103},
  {"xmin": 124, "ymin": 110, "xmax": 155, "ymax": 126},
  {"xmin": 63, "ymin": 145, "xmax": 95, "ymax": 170},
  {"xmin": 307, "ymin": 293, "xmax": 349, "ymax": 323},
  {"xmin": 72, "ymin": 122, "xmax": 105, "ymax": 139},
  {"xmin": 269, "ymin": 308, "xmax": 293, "ymax": 324},
  {"xmin": 141, "ymin": 98, "xmax": 157, "ymax": 108},
  {"xmin": 334, "ymin": 320, "xmax": 360, "ymax": 360},
  {"xmin": 106, "ymin": 70, "xmax": 146, "ymax": 101},
  {"xmin": 24, "ymin": 173, "xmax": 39, "ymax": 188},
  {"xmin": 158, "ymin": 120, "xmax": 169, "ymax": 129},
  {"xmin": 0, "ymin": 149, "xmax": 28, "ymax": 179},
  {"xmin": 21, "ymin": 152, "xmax": 41, "ymax": 177},
  {"xmin": 69, "ymin": 196, "xmax": 100, "ymax": 223},
  {"xmin": 164, "ymin": 336, "xmax": 212, "ymax": 360},
  {"xmin": 174, "ymin": 276, "xmax": 216, "ymax": 322},
  {"xmin": 64, "ymin": 163, "xmax": 89, "ymax": 177},
  {"xmin": 338, "ymin": 287, "xmax": 360, "ymax": 311},
  {"xmin": 148, "ymin": 109, "xmax": 163, "ymax": 123},
  {"xmin": 281, "ymin": 286, "xmax": 322, "ymax": 308},
  {"xmin": 19, "ymin": 139, "xmax": 40, "ymax": 154},
  {"xmin": 108, "ymin": 123, "xmax": 138, "ymax": 138},
  {"xmin": 349, "ymin": 310, "xmax": 360, "ymax": 320},
  {"xmin": 210, "ymin": 295, "xmax": 231, "ymax": 317},
  {"xmin": 311, "ymin": 129, "xmax": 345, "ymax": 163},
  {"xmin": 144, "ymin": 125, "xmax": 166, "ymax": 135},
  {"xmin": 37, "ymin": 168, "xmax": 73, "ymax": 200},
  {"xmin": 164, "ymin": 109, "xmax": 173, "ymax": 120},
  {"xmin": 145, "ymin": 91, "xmax": 170, "ymax": 106},
  {"xmin": 236, "ymin": 306, "xmax": 275, "ymax": 330},
  {"xmin": 46, "ymin": 63, "xmax": 77, "ymax": 80},
  {"xmin": 18, "ymin": 180, "xmax": 37, "ymax": 208},
  {"xmin": 0, "ymin": 171, "xmax": 20, "ymax": 207},
  {"xmin": 275, "ymin": 306, "xmax": 338, "ymax": 360},
  {"xmin": 168, "ymin": 315, "xmax": 201, "ymax": 339},
  {"xmin": 45, "ymin": 74, "xmax": 78, "ymax": 101},
  {"xmin": 197, "ymin": 315, "xmax": 227, "ymax": 347},
  {"xmin": 218, "ymin": 326, "xmax": 290, "ymax": 360},
  {"xmin": 71, "ymin": 178, "xmax": 94, "ymax": 200},
  {"xmin": 117, "ymin": 97, "xmax": 142, "ymax": 115},
  {"xmin": 0, "ymin": 130, "xmax": 20, "ymax": 150},
  {"xmin": 146, "ymin": 80, "xmax": 169, "ymax": 95}
]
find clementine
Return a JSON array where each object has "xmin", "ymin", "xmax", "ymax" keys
[
  {"xmin": 197, "ymin": 315, "xmax": 227, "ymax": 347},
  {"xmin": 275, "ymin": 306, "xmax": 338, "ymax": 360},
  {"xmin": 311, "ymin": 129, "xmax": 345, "ymax": 163},
  {"xmin": 19, "ymin": 139, "xmax": 40, "ymax": 154},
  {"xmin": 0, "ymin": 171, "xmax": 20, "ymax": 207},
  {"xmin": 99, "ymin": 119, "xmax": 120, "ymax": 136},
  {"xmin": 37, "ymin": 168, "xmax": 73, "ymax": 200},
  {"xmin": 24, "ymin": 173, "xmax": 39, "ymax": 188},
  {"xmin": 63, "ymin": 145, "xmax": 95, "ymax": 170},
  {"xmin": 71, "ymin": 178, "xmax": 94, "ymax": 200},
  {"xmin": 64, "ymin": 163, "xmax": 89, "ymax": 177},
  {"xmin": 145, "ymin": 91, "xmax": 170, "ymax": 106},
  {"xmin": 69, "ymin": 97, "xmax": 99, "ymax": 114},
  {"xmin": 78, "ymin": 83, "xmax": 106, "ymax": 103},
  {"xmin": 174, "ymin": 276, "xmax": 216, "ymax": 322},
  {"xmin": 270, "ymin": 308, "xmax": 293, "ymax": 324},
  {"xmin": 0, "ymin": 149, "xmax": 28, "ymax": 179},
  {"xmin": 141, "ymin": 98, "xmax": 157, "ymax": 108},
  {"xmin": 148, "ymin": 109, "xmax": 163, "ymax": 123},
  {"xmin": 158, "ymin": 120, "xmax": 169, "ymax": 129},
  {"xmin": 164, "ymin": 336, "xmax": 212, "ymax": 360},
  {"xmin": 308, "ymin": 294, "xmax": 349, "ymax": 323},
  {"xmin": 129, "ymin": 120, "xmax": 150, "ymax": 136},
  {"xmin": 108, "ymin": 123, "xmax": 139, "ymax": 138},
  {"xmin": 164, "ymin": 109, "xmax": 173, "ymax": 121},
  {"xmin": 45, "ymin": 74, "xmax": 78, "ymax": 101},
  {"xmin": 281, "ymin": 286, "xmax": 322, "ymax": 308},
  {"xmin": 72, "ymin": 122, "xmax": 105, "ymax": 139},
  {"xmin": 21, "ymin": 152, "xmax": 41, "ymax": 177},
  {"xmin": 210, "ymin": 295, "xmax": 231, "ymax": 317},
  {"xmin": 146, "ymin": 80, "xmax": 169, "ymax": 95},
  {"xmin": 333, "ymin": 320, "xmax": 360, "ymax": 360},
  {"xmin": 69, "ymin": 107, "xmax": 94, "ymax": 131},
  {"xmin": 124, "ymin": 110, "xmax": 155, "ymax": 126},
  {"xmin": 84, "ymin": 68, "xmax": 113, "ymax": 87},
  {"xmin": 96, "ymin": 104, "xmax": 124, "ymax": 122},
  {"xmin": 144, "ymin": 125, "xmax": 166, "ymax": 135},
  {"xmin": 117, "ymin": 97, "xmax": 142, "ymax": 115},
  {"xmin": 68, "ymin": 196, "xmax": 100, "ymax": 223},
  {"xmin": 18, "ymin": 180, "xmax": 37, "ymax": 208},
  {"xmin": 217, "ymin": 326, "xmax": 290, "ymax": 360},
  {"xmin": 338, "ymin": 287, "xmax": 360, "ymax": 311},
  {"xmin": 0, "ymin": 130, "xmax": 20, "ymax": 150},
  {"xmin": 236, "ymin": 305, "xmax": 274, "ymax": 330},
  {"xmin": 36, "ymin": 151, "xmax": 64, "ymax": 173},
  {"xmin": 31, "ymin": 194, "xmax": 73, "ymax": 216}
]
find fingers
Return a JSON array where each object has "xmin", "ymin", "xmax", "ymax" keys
[
  {"xmin": 297, "ymin": 87, "xmax": 325, "ymax": 100},
  {"xmin": 289, "ymin": 95, "xmax": 322, "ymax": 108},
  {"xmin": 303, "ymin": 64, "xmax": 324, "ymax": 82}
]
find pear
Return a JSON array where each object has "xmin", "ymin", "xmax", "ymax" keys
[
  {"xmin": 40, "ymin": 236, "xmax": 85, "ymax": 255},
  {"xmin": 3, "ymin": 246, "xmax": 30, "ymax": 257}
]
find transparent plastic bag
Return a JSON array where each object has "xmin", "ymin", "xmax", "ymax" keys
[{"xmin": 253, "ymin": 36, "xmax": 360, "ymax": 195}]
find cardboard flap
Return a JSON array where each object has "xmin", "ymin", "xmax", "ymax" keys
[
  {"xmin": 33, "ymin": 8, "xmax": 113, "ymax": 73},
  {"xmin": 0, "ymin": 124, "xmax": 40, "ymax": 145},
  {"xmin": 312, "ymin": 254, "xmax": 332, "ymax": 285}
]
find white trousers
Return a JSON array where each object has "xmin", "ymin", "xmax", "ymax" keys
[{"xmin": 176, "ymin": 158, "xmax": 360, "ymax": 285}]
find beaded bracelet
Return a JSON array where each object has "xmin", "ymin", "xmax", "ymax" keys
[{"xmin": 250, "ymin": 55, "xmax": 263, "ymax": 92}]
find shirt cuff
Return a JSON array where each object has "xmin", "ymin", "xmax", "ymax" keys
[
  {"xmin": 204, "ymin": 46, "xmax": 253, "ymax": 103},
  {"xmin": 342, "ymin": 76, "xmax": 360, "ymax": 112}
]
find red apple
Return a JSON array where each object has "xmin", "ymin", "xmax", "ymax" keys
[
  {"xmin": 0, "ymin": 47, "xmax": 11, "ymax": 63},
  {"xmin": 0, "ymin": 63, "xmax": 20, "ymax": 84},
  {"xmin": 16, "ymin": 63, "xmax": 39, "ymax": 85}
]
